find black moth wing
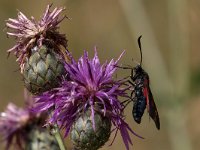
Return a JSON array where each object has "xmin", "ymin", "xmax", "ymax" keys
[{"xmin": 147, "ymin": 87, "xmax": 160, "ymax": 130}]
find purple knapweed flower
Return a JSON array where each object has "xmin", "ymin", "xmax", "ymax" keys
[
  {"xmin": 6, "ymin": 4, "xmax": 68, "ymax": 71},
  {"xmin": 34, "ymin": 49, "xmax": 142, "ymax": 150},
  {"xmin": 0, "ymin": 103, "xmax": 29, "ymax": 150},
  {"xmin": 0, "ymin": 92, "xmax": 45, "ymax": 150}
]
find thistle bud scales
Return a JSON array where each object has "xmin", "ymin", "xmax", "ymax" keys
[
  {"xmin": 23, "ymin": 45, "xmax": 65, "ymax": 94},
  {"xmin": 26, "ymin": 126, "xmax": 60, "ymax": 150},
  {"xmin": 70, "ymin": 110, "xmax": 111, "ymax": 150}
]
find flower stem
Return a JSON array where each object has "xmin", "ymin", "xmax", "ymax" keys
[{"xmin": 51, "ymin": 124, "xmax": 67, "ymax": 150}]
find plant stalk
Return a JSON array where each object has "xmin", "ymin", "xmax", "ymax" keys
[{"xmin": 51, "ymin": 124, "xmax": 67, "ymax": 150}]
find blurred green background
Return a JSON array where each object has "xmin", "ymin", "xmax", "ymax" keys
[{"xmin": 0, "ymin": 0, "xmax": 200, "ymax": 150}]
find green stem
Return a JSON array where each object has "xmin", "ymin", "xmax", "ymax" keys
[{"xmin": 51, "ymin": 124, "xmax": 67, "ymax": 150}]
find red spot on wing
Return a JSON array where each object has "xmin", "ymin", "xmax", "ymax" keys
[
  {"xmin": 143, "ymin": 86, "xmax": 149, "ymax": 111},
  {"xmin": 143, "ymin": 78, "xmax": 150, "ymax": 111},
  {"xmin": 143, "ymin": 78, "xmax": 160, "ymax": 130}
]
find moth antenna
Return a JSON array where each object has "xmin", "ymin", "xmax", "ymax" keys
[{"xmin": 137, "ymin": 35, "xmax": 143, "ymax": 66}]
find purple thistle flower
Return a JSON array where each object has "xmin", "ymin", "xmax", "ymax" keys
[
  {"xmin": 0, "ymin": 92, "xmax": 46, "ymax": 150},
  {"xmin": 6, "ymin": 4, "xmax": 68, "ymax": 71},
  {"xmin": 0, "ymin": 103, "xmax": 29, "ymax": 150},
  {"xmin": 34, "ymin": 49, "xmax": 143, "ymax": 150}
]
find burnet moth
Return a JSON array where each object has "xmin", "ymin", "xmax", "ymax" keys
[{"xmin": 121, "ymin": 36, "xmax": 160, "ymax": 130}]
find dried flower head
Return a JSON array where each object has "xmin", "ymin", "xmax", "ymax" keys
[
  {"xmin": 34, "ymin": 49, "xmax": 143, "ymax": 150},
  {"xmin": 6, "ymin": 4, "xmax": 68, "ymax": 70}
]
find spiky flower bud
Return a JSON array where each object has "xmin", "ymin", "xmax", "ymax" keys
[
  {"xmin": 6, "ymin": 4, "xmax": 69, "ymax": 94},
  {"xmin": 23, "ymin": 45, "xmax": 65, "ymax": 94},
  {"xmin": 70, "ymin": 109, "xmax": 111, "ymax": 150}
]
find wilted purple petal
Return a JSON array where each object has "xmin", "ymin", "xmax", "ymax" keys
[{"xmin": 6, "ymin": 4, "xmax": 68, "ymax": 70}]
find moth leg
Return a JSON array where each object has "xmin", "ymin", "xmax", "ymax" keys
[
  {"xmin": 128, "ymin": 80, "xmax": 135, "ymax": 87},
  {"xmin": 121, "ymin": 98, "xmax": 131, "ymax": 105},
  {"xmin": 121, "ymin": 99, "xmax": 131, "ymax": 110},
  {"xmin": 121, "ymin": 96, "xmax": 136, "ymax": 110},
  {"xmin": 130, "ymin": 90, "xmax": 135, "ymax": 98},
  {"xmin": 115, "ymin": 65, "xmax": 132, "ymax": 70},
  {"xmin": 121, "ymin": 98, "xmax": 131, "ymax": 104},
  {"xmin": 122, "ymin": 75, "xmax": 131, "ymax": 80},
  {"xmin": 124, "ymin": 99, "xmax": 133, "ymax": 108}
]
